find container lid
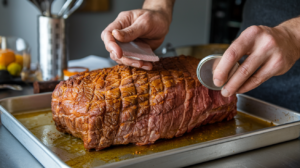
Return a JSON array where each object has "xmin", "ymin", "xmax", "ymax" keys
[
  {"xmin": 63, "ymin": 67, "xmax": 89, "ymax": 80},
  {"xmin": 197, "ymin": 55, "xmax": 239, "ymax": 90}
]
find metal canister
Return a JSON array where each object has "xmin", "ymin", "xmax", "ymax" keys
[
  {"xmin": 197, "ymin": 55, "xmax": 239, "ymax": 90},
  {"xmin": 38, "ymin": 16, "xmax": 67, "ymax": 81}
]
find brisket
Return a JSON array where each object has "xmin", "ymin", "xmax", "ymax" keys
[{"xmin": 51, "ymin": 56, "xmax": 237, "ymax": 150}]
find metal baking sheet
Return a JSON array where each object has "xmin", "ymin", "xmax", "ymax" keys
[{"xmin": 1, "ymin": 93, "xmax": 300, "ymax": 168}]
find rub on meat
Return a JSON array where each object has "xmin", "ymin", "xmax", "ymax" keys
[{"xmin": 51, "ymin": 56, "xmax": 237, "ymax": 151}]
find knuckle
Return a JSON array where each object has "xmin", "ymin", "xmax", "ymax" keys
[
  {"xmin": 118, "ymin": 11, "xmax": 130, "ymax": 17},
  {"xmin": 263, "ymin": 34, "xmax": 277, "ymax": 49},
  {"xmin": 142, "ymin": 11, "xmax": 151, "ymax": 18},
  {"xmin": 101, "ymin": 30, "xmax": 109, "ymax": 41},
  {"xmin": 250, "ymin": 75, "xmax": 263, "ymax": 87},
  {"xmin": 124, "ymin": 28, "xmax": 134, "ymax": 37},
  {"xmin": 246, "ymin": 25, "xmax": 262, "ymax": 36},
  {"xmin": 121, "ymin": 57, "xmax": 134, "ymax": 66},
  {"xmin": 224, "ymin": 85, "xmax": 236, "ymax": 96},
  {"xmin": 273, "ymin": 56, "xmax": 285, "ymax": 69},
  {"xmin": 238, "ymin": 64, "xmax": 251, "ymax": 77},
  {"xmin": 225, "ymin": 46, "xmax": 239, "ymax": 62},
  {"xmin": 142, "ymin": 12, "xmax": 152, "ymax": 22},
  {"xmin": 272, "ymin": 57, "xmax": 289, "ymax": 75},
  {"xmin": 213, "ymin": 68, "xmax": 226, "ymax": 80},
  {"xmin": 117, "ymin": 20, "xmax": 125, "ymax": 29},
  {"xmin": 121, "ymin": 58, "xmax": 130, "ymax": 65}
]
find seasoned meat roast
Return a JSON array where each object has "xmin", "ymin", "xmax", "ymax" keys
[{"xmin": 51, "ymin": 56, "xmax": 237, "ymax": 151}]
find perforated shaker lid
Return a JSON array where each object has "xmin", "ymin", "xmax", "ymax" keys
[{"xmin": 197, "ymin": 55, "xmax": 239, "ymax": 90}]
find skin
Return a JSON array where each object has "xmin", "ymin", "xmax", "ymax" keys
[
  {"xmin": 101, "ymin": 0, "xmax": 175, "ymax": 70},
  {"xmin": 213, "ymin": 18, "xmax": 300, "ymax": 97},
  {"xmin": 102, "ymin": 0, "xmax": 300, "ymax": 97}
]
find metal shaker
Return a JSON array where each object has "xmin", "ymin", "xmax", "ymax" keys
[
  {"xmin": 38, "ymin": 16, "xmax": 67, "ymax": 81},
  {"xmin": 197, "ymin": 55, "xmax": 239, "ymax": 90}
]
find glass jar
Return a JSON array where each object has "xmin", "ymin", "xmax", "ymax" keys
[{"xmin": 0, "ymin": 36, "xmax": 41, "ymax": 82}]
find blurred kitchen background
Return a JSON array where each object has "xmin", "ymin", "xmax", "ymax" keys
[{"xmin": 0, "ymin": 0, "xmax": 245, "ymax": 63}]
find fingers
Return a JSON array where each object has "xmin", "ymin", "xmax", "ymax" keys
[
  {"xmin": 209, "ymin": 25, "xmax": 300, "ymax": 97},
  {"xmin": 220, "ymin": 50, "xmax": 269, "ymax": 97},
  {"xmin": 102, "ymin": 26, "xmax": 123, "ymax": 59},
  {"xmin": 101, "ymin": 12, "xmax": 133, "ymax": 59},
  {"xmin": 141, "ymin": 61, "xmax": 153, "ymax": 70},
  {"xmin": 110, "ymin": 53, "xmax": 153, "ymax": 70},
  {"xmin": 213, "ymin": 26, "xmax": 259, "ymax": 87},
  {"xmin": 122, "ymin": 56, "xmax": 144, "ymax": 67},
  {"xmin": 101, "ymin": 11, "xmax": 151, "ymax": 59},
  {"xmin": 236, "ymin": 53, "xmax": 285, "ymax": 94},
  {"xmin": 213, "ymin": 42, "xmax": 253, "ymax": 87},
  {"xmin": 236, "ymin": 61, "xmax": 274, "ymax": 94},
  {"xmin": 112, "ymin": 20, "xmax": 146, "ymax": 43}
]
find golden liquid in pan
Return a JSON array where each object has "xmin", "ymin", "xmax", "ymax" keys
[{"xmin": 14, "ymin": 110, "xmax": 274, "ymax": 168}]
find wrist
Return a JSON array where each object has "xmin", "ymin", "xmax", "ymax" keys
[
  {"xmin": 142, "ymin": 0, "xmax": 175, "ymax": 25},
  {"xmin": 276, "ymin": 17, "xmax": 300, "ymax": 57}
]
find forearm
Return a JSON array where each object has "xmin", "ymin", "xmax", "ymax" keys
[{"xmin": 142, "ymin": 0, "xmax": 175, "ymax": 24}]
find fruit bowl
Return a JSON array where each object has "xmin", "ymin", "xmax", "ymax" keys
[{"xmin": 0, "ymin": 36, "xmax": 31, "ymax": 83}]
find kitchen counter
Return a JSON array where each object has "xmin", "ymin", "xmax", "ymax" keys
[{"xmin": 1, "ymin": 85, "xmax": 300, "ymax": 168}]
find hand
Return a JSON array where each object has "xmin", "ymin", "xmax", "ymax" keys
[
  {"xmin": 101, "ymin": 9, "xmax": 171, "ymax": 70},
  {"xmin": 213, "ymin": 21, "xmax": 300, "ymax": 97}
]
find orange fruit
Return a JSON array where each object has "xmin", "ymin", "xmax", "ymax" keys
[
  {"xmin": 0, "ymin": 49, "xmax": 16, "ymax": 66},
  {"xmin": 15, "ymin": 54, "xmax": 23, "ymax": 67}
]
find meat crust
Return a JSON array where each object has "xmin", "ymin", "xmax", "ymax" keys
[{"xmin": 51, "ymin": 56, "xmax": 237, "ymax": 150}]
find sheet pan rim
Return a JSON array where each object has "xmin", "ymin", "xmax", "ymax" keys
[{"xmin": 1, "ymin": 93, "xmax": 300, "ymax": 168}]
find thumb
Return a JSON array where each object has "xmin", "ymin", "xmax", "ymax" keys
[{"xmin": 112, "ymin": 22, "xmax": 145, "ymax": 42}]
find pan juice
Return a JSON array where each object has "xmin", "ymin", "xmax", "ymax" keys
[{"xmin": 14, "ymin": 110, "xmax": 274, "ymax": 168}]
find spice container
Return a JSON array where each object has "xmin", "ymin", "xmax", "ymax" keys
[
  {"xmin": 63, "ymin": 67, "xmax": 89, "ymax": 80},
  {"xmin": 197, "ymin": 55, "xmax": 239, "ymax": 90}
]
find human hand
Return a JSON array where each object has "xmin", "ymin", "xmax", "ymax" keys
[
  {"xmin": 101, "ymin": 9, "xmax": 172, "ymax": 70},
  {"xmin": 213, "ymin": 23, "xmax": 300, "ymax": 97}
]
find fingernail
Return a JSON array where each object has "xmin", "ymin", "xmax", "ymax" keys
[
  {"xmin": 221, "ymin": 87, "xmax": 230, "ymax": 97},
  {"xmin": 112, "ymin": 29, "xmax": 118, "ymax": 37},
  {"xmin": 141, "ymin": 65, "xmax": 151, "ymax": 70},
  {"xmin": 113, "ymin": 29, "xmax": 123, "ymax": 38},
  {"xmin": 132, "ymin": 63, "xmax": 140, "ymax": 68},
  {"xmin": 214, "ymin": 78, "xmax": 223, "ymax": 87}
]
